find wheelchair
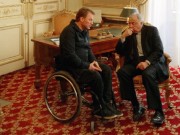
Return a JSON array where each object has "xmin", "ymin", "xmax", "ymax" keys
[
  {"xmin": 44, "ymin": 69, "xmax": 102, "ymax": 132},
  {"xmin": 44, "ymin": 56, "xmax": 118, "ymax": 132}
]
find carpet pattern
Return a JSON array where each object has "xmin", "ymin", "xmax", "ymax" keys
[{"xmin": 0, "ymin": 65, "xmax": 180, "ymax": 135}]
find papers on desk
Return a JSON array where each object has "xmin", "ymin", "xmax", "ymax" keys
[
  {"xmin": 50, "ymin": 37, "xmax": 60, "ymax": 46},
  {"xmin": 91, "ymin": 33, "xmax": 114, "ymax": 40}
]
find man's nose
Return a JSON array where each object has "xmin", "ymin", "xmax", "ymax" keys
[
  {"xmin": 129, "ymin": 25, "xmax": 133, "ymax": 28},
  {"xmin": 129, "ymin": 23, "xmax": 133, "ymax": 27}
]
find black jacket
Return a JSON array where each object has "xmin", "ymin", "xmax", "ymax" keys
[
  {"xmin": 57, "ymin": 20, "xmax": 96, "ymax": 76},
  {"xmin": 116, "ymin": 24, "xmax": 169, "ymax": 82}
]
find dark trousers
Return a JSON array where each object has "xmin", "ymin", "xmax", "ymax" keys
[
  {"xmin": 78, "ymin": 63, "xmax": 114, "ymax": 107},
  {"xmin": 116, "ymin": 63, "xmax": 163, "ymax": 110}
]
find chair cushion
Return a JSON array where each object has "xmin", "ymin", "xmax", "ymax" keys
[{"xmin": 53, "ymin": 10, "xmax": 76, "ymax": 35}]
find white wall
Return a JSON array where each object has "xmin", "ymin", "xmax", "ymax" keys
[{"xmin": 66, "ymin": 0, "xmax": 83, "ymax": 11}]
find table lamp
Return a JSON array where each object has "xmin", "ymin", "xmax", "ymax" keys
[{"xmin": 120, "ymin": 7, "xmax": 139, "ymax": 23}]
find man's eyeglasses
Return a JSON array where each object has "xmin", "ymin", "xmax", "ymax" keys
[
  {"xmin": 128, "ymin": 20, "xmax": 141, "ymax": 25},
  {"xmin": 128, "ymin": 22, "xmax": 137, "ymax": 25}
]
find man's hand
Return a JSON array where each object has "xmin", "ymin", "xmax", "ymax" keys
[
  {"xmin": 136, "ymin": 61, "xmax": 149, "ymax": 70},
  {"xmin": 89, "ymin": 61, "xmax": 102, "ymax": 72},
  {"xmin": 121, "ymin": 28, "xmax": 133, "ymax": 38}
]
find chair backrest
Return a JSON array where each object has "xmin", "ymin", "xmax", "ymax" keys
[{"xmin": 52, "ymin": 10, "xmax": 76, "ymax": 35}]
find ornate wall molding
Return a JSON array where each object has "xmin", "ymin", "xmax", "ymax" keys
[
  {"xmin": 33, "ymin": 19, "xmax": 52, "ymax": 37},
  {"xmin": 33, "ymin": 1, "xmax": 58, "ymax": 14},
  {"xmin": 0, "ymin": 24, "xmax": 24, "ymax": 66},
  {"xmin": 83, "ymin": 0, "xmax": 130, "ymax": 8},
  {"xmin": 0, "ymin": 4, "xmax": 23, "ymax": 18},
  {"xmin": 83, "ymin": 0, "xmax": 148, "ymax": 8}
]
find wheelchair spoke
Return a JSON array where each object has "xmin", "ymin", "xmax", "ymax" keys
[{"xmin": 44, "ymin": 71, "xmax": 82, "ymax": 123}]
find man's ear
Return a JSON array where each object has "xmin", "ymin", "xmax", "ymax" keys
[{"xmin": 80, "ymin": 17, "xmax": 84, "ymax": 22}]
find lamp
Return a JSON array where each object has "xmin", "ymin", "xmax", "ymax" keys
[{"xmin": 120, "ymin": 7, "xmax": 139, "ymax": 23}]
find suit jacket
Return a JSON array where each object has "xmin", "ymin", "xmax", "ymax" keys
[{"xmin": 116, "ymin": 24, "xmax": 169, "ymax": 82}]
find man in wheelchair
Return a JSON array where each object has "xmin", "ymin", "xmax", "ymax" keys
[{"xmin": 56, "ymin": 7, "xmax": 123, "ymax": 120}]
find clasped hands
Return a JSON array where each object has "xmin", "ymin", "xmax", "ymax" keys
[
  {"xmin": 89, "ymin": 61, "xmax": 102, "ymax": 72},
  {"xmin": 136, "ymin": 62, "xmax": 149, "ymax": 70}
]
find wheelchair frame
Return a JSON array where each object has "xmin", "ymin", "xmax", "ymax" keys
[
  {"xmin": 44, "ymin": 70, "xmax": 82, "ymax": 123},
  {"xmin": 44, "ymin": 70, "xmax": 101, "ymax": 132}
]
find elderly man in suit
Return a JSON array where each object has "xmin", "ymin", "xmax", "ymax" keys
[{"xmin": 115, "ymin": 13, "xmax": 169, "ymax": 125}]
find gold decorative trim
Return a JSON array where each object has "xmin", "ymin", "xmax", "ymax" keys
[
  {"xmin": 131, "ymin": 0, "xmax": 148, "ymax": 7},
  {"xmin": 83, "ymin": 0, "xmax": 148, "ymax": 8},
  {"xmin": 33, "ymin": 1, "xmax": 59, "ymax": 14},
  {"xmin": 52, "ymin": 9, "xmax": 76, "ymax": 28},
  {"xmin": 52, "ymin": 9, "xmax": 76, "ymax": 19},
  {"xmin": 0, "ymin": 4, "xmax": 23, "ymax": 18},
  {"xmin": 52, "ymin": 9, "xmax": 76, "ymax": 35},
  {"xmin": 42, "ymin": 10, "xmax": 76, "ymax": 37},
  {"xmin": 83, "ymin": 0, "xmax": 131, "ymax": 8}
]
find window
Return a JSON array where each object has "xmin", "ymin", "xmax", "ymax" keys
[{"xmin": 145, "ymin": 0, "xmax": 180, "ymax": 66}]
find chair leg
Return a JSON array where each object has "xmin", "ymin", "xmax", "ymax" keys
[{"xmin": 165, "ymin": 85, "xmax": 173, "ymax": 109}]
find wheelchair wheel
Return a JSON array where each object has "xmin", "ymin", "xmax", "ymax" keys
[{"xmin": 44, "ymin": 71, "xmax": 82, "ymax": 123}]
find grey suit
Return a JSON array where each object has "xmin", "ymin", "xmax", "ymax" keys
[{"xmin": 116, "ymin": 24, "xmax": 169, "ymax": 109}]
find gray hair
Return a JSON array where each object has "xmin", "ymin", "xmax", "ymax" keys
[{"xmin": 130, "ymin": 13, "xmax": 144, "ymax": 21}]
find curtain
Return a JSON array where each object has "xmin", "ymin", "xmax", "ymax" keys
[{"xmin": 141, "ymin": 0, "xmax": 180, "ymax": 67}]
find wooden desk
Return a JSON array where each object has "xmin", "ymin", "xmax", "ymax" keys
[{"xmin": 31, "ymin": 27, "xmax": 122, "ymax": 89}]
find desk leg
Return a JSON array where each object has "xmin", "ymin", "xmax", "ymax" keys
[{"xmin": 34, "ymin": 64, "xmax": 41, "ymax": 89}]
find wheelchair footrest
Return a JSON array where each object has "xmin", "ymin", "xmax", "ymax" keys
[{"xmin": 81, "ymin": 96, "xmax": 93, "ymax": 108}]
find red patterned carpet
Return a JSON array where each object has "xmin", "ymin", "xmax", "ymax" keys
[{"xmin": 0, "ymin": 65, "xmax": 180, "ymax": 135}]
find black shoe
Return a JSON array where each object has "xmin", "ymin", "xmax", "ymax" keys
[
  {"xmin": 151, "ymin": 111, "xmax": 165, "ymax": 125},
  {"xmin": 106, "ymin": 102, "xmax": 123, "ymax": 117},
  {"xmin": 93, "ymin": 108, "xmax": 117, "ymax": 120},
  {"xmin": 133, "ymin": 106, "xmax": 145, "ymax": 121}
]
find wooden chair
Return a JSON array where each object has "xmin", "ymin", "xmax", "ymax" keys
[
  {"xmin": 43, "ymin": 9, "xmax": 76, "ymax": 37},
  {"xmin": 114, "ymin": 52, "xmax": 173, "ymax": 108}
]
